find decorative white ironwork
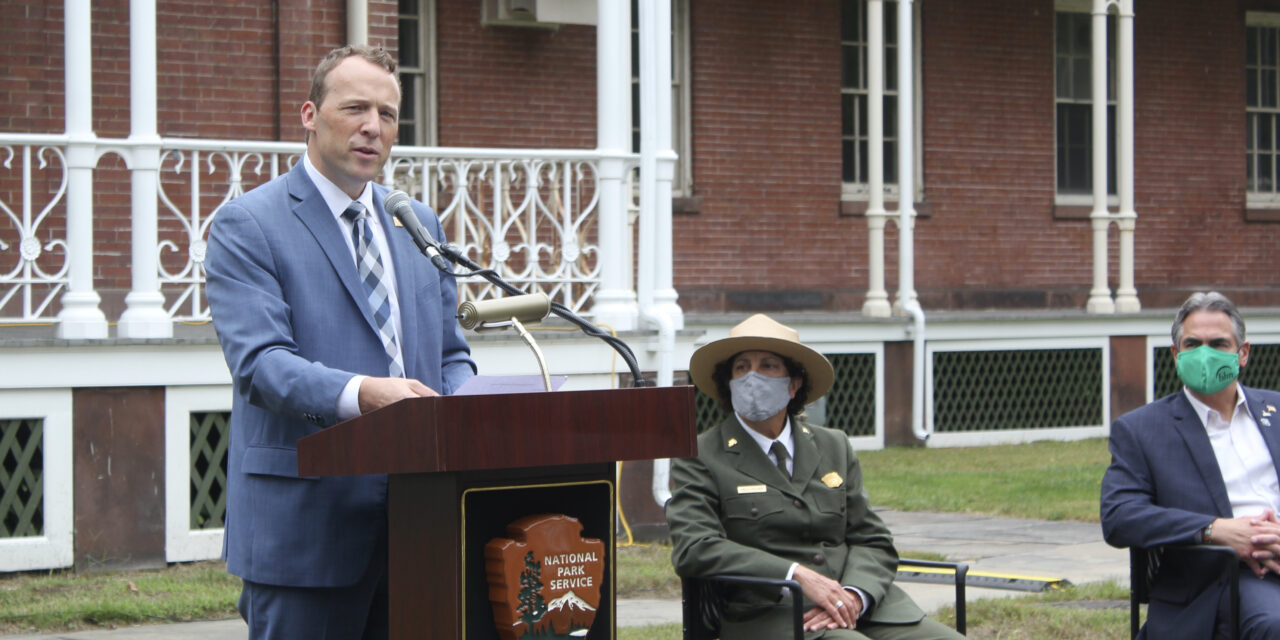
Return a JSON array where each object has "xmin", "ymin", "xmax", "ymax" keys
[
  {"xmin": 156, "ymin": 141, "xmax": 301, "ymax": 321},
  {"xmin": 0, "ymin": 136, "xmax": 623, "ymax": 325},
  {"xmin": 387, "ymin": 150, "xmax": 607, "ymax": 315},
  {"xmin": 0, "ymin": 139, "xmax": 70, "ymax": 324}
]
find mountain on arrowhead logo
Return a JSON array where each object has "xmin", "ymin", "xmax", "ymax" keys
[
  {"xmin": 547, "ymin": 590, "xmax": 596, "ymax": 614},
  {"xmin": 485, "ymin": 514, "xmax": 605, "ymax": 640}
]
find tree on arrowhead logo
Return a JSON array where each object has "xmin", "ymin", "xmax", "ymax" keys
[{"xmin": 485, "ymin": 514, "xmax": 605, "ymax": 640}]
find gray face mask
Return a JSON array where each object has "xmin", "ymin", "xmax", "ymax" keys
[{"xmin": 730, "ymin": 371, "xmax": 793, "ymax": 422}]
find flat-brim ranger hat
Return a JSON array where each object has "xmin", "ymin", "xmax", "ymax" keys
[{"xmin": 689, "ymin": 313, "xmax": 834, "ymax": 403}]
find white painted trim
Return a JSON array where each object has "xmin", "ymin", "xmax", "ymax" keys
[
  {"xmin": 0, "ymin": 344, "xmax": 231, "ymax": 389},
  {"xmin": 926, "ymin": 425, "xmax": 1109, "ymax": 448},
  {"xmin": 0, "ymin": 389, "xmax": 73, "ymax": 571},
  {"xmin": 925, "ymin": 337, "xmax": 1111, "ymax": 438},
  {"xmin": 1247, "ymin": 11, "xmax": 1280, "ymax": 27},
  {"xmin": 164, "ymin": 385, "xmax": 231, "ymax": 563}
]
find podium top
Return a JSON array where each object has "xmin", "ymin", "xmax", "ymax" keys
[{"xmin": 297, "ymin": 386, "xmax": 698, "ymax": 477}]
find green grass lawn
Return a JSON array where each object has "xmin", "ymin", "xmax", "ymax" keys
[
  {"xmin": 859, "ymin": 437, "xmax": 1111, "ymax": 522},
  {"xmin": 0, "ymin": 438, "xmax": 1125, "ymax": 636}
]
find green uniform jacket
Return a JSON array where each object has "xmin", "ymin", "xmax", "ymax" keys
[{"xmin": 667, "ymin": 417, "xmax": 924, "ymax": 636}]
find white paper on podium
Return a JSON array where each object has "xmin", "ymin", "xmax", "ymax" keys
[{"xmin": 453, "ymin": 374, "xmax": 568, "ymax": 396}]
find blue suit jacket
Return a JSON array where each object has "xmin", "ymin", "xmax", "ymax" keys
[
  {"xmin": 1101, "ymin": 386, "xmax": 1280, "ymax": 639},
  {"xmin": 205, "ymin": 161, "xmax": 476, "ymax": 588}
]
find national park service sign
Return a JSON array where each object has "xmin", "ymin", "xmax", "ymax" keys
[{"xmin": 485, "ymin": 513, "xmax": 605, "ymax": 640}]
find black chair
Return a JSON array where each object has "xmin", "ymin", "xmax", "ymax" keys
[
  {"xmin": 1129, "ymin": 545, "xmax": 1239, "ymax": 640},
  {"xmin": 681, "ymin": 558, "xmax": 969, "ymax": 640}
]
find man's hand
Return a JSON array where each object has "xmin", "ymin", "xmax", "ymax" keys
[
  {"xmin": 794, "ymin": 565, "xmax": 861, "ymax": 631},
  {"xmin": 1207, "ymin": 510, "xmax": 1280, "ymax": 577},
  {"xmin": 357, "ymin": 376, "xmax": 438, "ymax": 414},
  {"xmin": 1247, "ymin": 510, "xmax": 1280, "ymax": 576}
]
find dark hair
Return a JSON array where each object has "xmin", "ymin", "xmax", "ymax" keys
[
  {"xmin": 1172, "ymin": 291, "xmax": 1246, "ymax": 347},
  {"xmin": 711, "ymin": 351, "xmax": 812, "ymax": 418},
  {"xmin": 307, "ymin": 44, "xmax": 398, "ymax": 109}
]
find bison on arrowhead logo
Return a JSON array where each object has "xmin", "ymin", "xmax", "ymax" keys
[{"xmin": 485, "ymin": 513, "xmax": 605, "ymax": 640}]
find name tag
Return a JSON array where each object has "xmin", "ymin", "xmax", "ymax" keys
[{"xmin": 737, "ymin": 484, "xmax": 767, "ymax": 494}]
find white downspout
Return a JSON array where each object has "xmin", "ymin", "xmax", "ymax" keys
[
  {"xmin": 897, "ymin": 0, "xmax": 929, "ymax": 441},
  {"xmin": 637, "ymin": 0, "xmax": 678, "ymax": 507},
  {"xmin": 347, "ymin": 0, "xmax": 368, "ymax": 45}
]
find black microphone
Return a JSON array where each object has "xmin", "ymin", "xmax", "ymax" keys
[{"xmin": 384, "ymin": 190, "xmax": 453, "ymax": 272}]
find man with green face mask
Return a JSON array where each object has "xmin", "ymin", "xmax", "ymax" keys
[{"xmin": 1101, "ymin": 292, "xmax": 1280, "ymax": 639}]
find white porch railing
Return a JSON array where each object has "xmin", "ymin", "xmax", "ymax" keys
[{"xmin": 0, "ymin": 134, "xmax": 635, "ymax": 326}]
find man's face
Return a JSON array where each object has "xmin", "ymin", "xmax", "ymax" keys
[
  {"xmin": 301, "ymin": 57, "xmax": 400, "ymax": 199},
  {"xmin": 1174, "ymin": 309, "xmax": 1250, "ymax": 367}
]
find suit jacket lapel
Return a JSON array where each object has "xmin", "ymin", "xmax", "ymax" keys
[
  {"xmin": 373, "ymin": 188, "xmax": 423, "ymax": 376},
  {"xmin": 1242, "ymin": 387, "xmax": 1280, "ymax": 486},
  {"xmin": 720, "ymin": 418, "xmax": 789, "ymax": 487},
  {"xmin": 286, "ymin": 166, "xmax": 381, "ymax": 338},
  {"xmin": 791, "ymin": 422, "xmax": 820, "ymax": 488},
  {"xmin": 1169, "ymin": 392, "xmax": 1235, "ymax": 517}
]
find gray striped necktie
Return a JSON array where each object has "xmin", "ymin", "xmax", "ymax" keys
[{"xmin": 342, "ymin": 202, "xmax": 405, "ymax": 378}]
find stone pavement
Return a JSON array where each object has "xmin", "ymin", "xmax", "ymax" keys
[{"xmin": 0, "ymin": 509, "xmax": 1130, "ymax": 639}]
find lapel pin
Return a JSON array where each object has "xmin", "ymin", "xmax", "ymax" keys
[
  {"xmin": 727, "ymin": 438, "xmax": 738, "ymax": 448},
  {"xmin": 1262, "ymin": 418, "xmax": 1272, "ymax": 427},
  {"xmin": 1268, "ymin": 405, "xmax": 1276, "ymax": 413}
]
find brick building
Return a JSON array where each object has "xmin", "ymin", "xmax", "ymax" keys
[{"xmin": 5, "ymin": 0, "xmax": 1280, "ymax": 569}]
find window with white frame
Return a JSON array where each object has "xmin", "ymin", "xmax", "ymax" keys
[
  {"xmin": 840, "ymin": 0, "xmax": 922, "ymax": 202},
  {"xmin": 631, "ymin": 0, "xmax": 693, "ymax": 196},
  {"xmin": 397, "ymin": 0, "xmax": 437, "ymax": 147},
  {"xmin": 1247, "ymin": 12, "xmax": 1280, "ymax": 205},
  {"xmin": 841, "ymin": 0, "xmax": 898, "ymax": 195},
  {"xmin": 1055, "ymin": 5, "xmax": 1116, "ymax": 199}
]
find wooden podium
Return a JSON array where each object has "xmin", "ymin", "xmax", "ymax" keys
[{"xmin": 297, "ymin": 386, "xmax": 697, "ymax": 640}]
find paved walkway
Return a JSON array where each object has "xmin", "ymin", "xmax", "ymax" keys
[{"xmin": 0, "ymin": 510, "xmax": 1129, "ymax": 639}]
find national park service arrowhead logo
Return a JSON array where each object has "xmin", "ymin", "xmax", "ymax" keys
[{"xmin": 485, "ymin": 514, "xmax": 604, "ymax": 640}]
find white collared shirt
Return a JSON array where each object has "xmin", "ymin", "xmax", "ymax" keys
[
  {"xmin": 738, "ymin": 414, "xmax": 795, "ymax": 476},
  {"xmin": 1183, "ymin": 385, "xmax": 1280, "ymax": 518},
  {"xmin": 303, "ymin": 154, "xmax": 406, "ymax": 419}
]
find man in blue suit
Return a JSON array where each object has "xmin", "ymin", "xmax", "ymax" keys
[
  {"xmin": 1102, "ymin": 292, "xmax": 1280, "ymax": 639},
  {"xmin": 205, "ymin": 45, "xmax": 476, "ymax": 639}
]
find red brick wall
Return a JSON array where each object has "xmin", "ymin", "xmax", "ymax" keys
[
  {"xmin": 675, "ymin": 0, "xmax": 853, "ymax": 311},
  {"xmin": 4, "ymin": 0, "xmax": 1280, "ymax": 311},
  {"xmin": 435, "ymin": 1, "xmax": 597, "ymax": 149}
]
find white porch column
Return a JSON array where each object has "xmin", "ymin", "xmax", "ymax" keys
[
  {"xmin": 347, "ymin": 0, "xmax": 368, "ymax": 45},
  {"xmin": 1114, "ymin": 0, "xmax": 1140, "ymax": 312},
  {"xmin": 862, "ymin": 0, "xmax": 891, "ymax": 318},
  {"xmin": 56, "ymin": 0, "xmax": 109, "ymax": 339},
  {"xmin": 892, "ymin": 0, "xmax": 917, "ymax": 314},
  {"xmin": 592, "ymin": 0, "xmax": 638, "ymax": 330},
  {"xmin": 118, "ymin": 0, "xmax": 172, "ymax": 338},
  {"xmin": 1085, "ymin": 0, "xmax": 1115, "ymax": 314},
  {"xmin": 638, "ymin": 0, "xmax": 683, "ymax": 332}
]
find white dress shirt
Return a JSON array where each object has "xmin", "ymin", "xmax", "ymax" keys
[
  {"xmin": 303, "ymin": 155, "xmax": 406, "ymax": 419},
  {"xmin": 1184, "ymin": 385, "xmax": 1280, "ymax": 518}
]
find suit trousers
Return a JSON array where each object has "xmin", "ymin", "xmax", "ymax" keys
[
  {"xmin": 238, "ymin": 535, "xmax": 389, "ymax": 640},
  {"xmin": 1224, "ymin": 571, "xmax": 1280, "ymax": 640}
]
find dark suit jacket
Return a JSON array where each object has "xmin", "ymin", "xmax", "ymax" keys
[
  {"xmin": 205, "ymin": 161, "xmax": 476, "ymax": 588},
  {"xmin": 1101, "ymin": 386, "xmax": 1280, "ymax": 639},
  {"xmin": 667, "ymin": 417, "xmax": 924, "ymax": 638}
]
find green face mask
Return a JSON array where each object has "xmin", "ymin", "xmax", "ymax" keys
[{"xmin": 1176, "ymin": 345, "xmax": 1240, "ymax": 395}]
